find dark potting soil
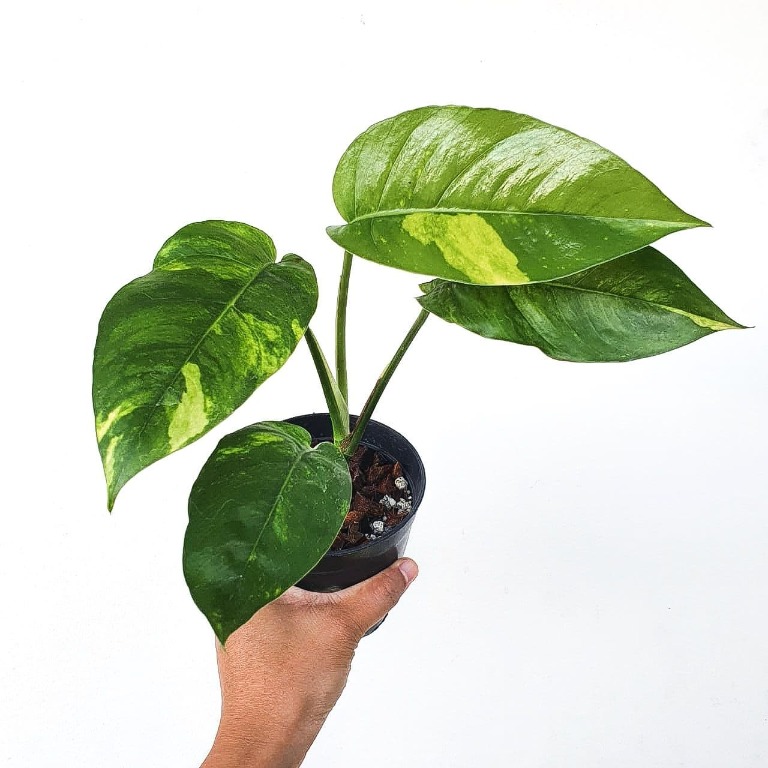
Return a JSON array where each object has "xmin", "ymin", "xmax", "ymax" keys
[{"xmin": 332, "ymin": 444, "xmax": 413, "ymax": 551}]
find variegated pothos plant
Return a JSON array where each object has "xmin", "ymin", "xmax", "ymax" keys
[{"xmin": 93, "ymin": 106, "xmax": 743, "ymax": 643}]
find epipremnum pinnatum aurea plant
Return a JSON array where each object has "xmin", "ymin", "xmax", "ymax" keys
[{"xmin": 93, "ymin": 105, "xmax": 744, "ymax": 643}]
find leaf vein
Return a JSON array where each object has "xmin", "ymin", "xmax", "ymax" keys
[
  {"xmin": 434, "ymin": 131, "xmax": 530, "ymax": 206},
  {"xmin": 133, "ymin": 267, "xmax": 263, "ymax": 443},
  {"xmin": 240, "ymin": 446, "xmax": 310, "ymax": 581},
  {"xmin": 345, "ymin": 207, "xmax": 698, "ymax": 227}
]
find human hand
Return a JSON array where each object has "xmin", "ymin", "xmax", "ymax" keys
[{"xmin": 201, "ymin": 558, "xmax": 419, "ymax": 768}]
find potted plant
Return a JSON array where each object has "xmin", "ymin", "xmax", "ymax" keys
[{"xmin": 93, "ymin": 105, "xmax": 742, "ymax": 644}]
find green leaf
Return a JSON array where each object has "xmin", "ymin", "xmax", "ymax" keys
[
  {"xmin": 93, "ymin": 221, "xmax": 318, "ymax": 510},
  {"xmin": 328, "ymin": 106, "xmax": 706, "ymax": 286},
  {"xmin": 183, "ymin": 421, "xmax": 352, "ymax": 644},
  {"xmin": 418, "ymin": 248, "xmax": 744, "ymax": 362}
]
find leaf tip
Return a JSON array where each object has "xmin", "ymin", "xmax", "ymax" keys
[
  {"xmin": 675, "ymin": 210, "xmax": 711, "ymax": 229},
  {"xmin": 418, "ymin": 280, "xmax": 435, "ymax": 294},
  {"xmin": 215, "ymin": 625, "xmax": 231, "ymax": 646},
  {"xmin": 105, "ymin": 467, "xmax": 127, "ymax": 512}
]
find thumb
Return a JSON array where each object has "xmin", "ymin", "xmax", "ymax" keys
[{"xmin": 333, "ymin": 558, "xmax": 419, "ymax": 637}]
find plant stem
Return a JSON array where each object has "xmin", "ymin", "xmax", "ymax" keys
[
  {"xmin": 304, "ymin": 328, "xmax": 349, "ymax": 442},
  {"xmin": 342, "ymin": 308, "xmax": 430, "ymax": 458},
  {"xmin": 335, "ymin": 251, "xmax": 353, "ymax": 404}
]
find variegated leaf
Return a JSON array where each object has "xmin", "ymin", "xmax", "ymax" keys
[
  {"xmin": 418, "ymin": 248, "xmax": 743, "ymax": 362},
  {"xmin": 183, "ymin": 421, "xmax": 352, "ymax": 644},
  {"xmin": 328, "ymin": 106, "xmax": 706, "ymax": 285},
  {"xmin": 93, "ymin": 221, "xmax": 318, "ymax": 509}
]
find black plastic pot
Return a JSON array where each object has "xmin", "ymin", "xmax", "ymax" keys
[{"xmin": 285, "ymin": 413, "xmax": 426, "ymax": 632}]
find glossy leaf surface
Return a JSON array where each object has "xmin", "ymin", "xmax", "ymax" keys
[
  {"xmin": 93, "ymin": 221, "xmax": 318, "ymax": 509},
  {"xmin": 419, "ymin": 248, "xmax": 743, "ymax": 362},
  {"xmin": 328, "ymin": 106, "xmax": 706, "ymax": 285},
  {"xmin": 183, "ymin": 422, "xmax": 352, "ymax": 643}
]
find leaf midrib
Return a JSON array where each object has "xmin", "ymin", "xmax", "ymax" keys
[
  {"xmin": 241, "ymin": 444, "xmax": 313, "ymax": 589},
  {"xmin": 339, "ymin": 207, "xmax": 702, "ymax": 228},
  {"xmin": 522, "ymin": 281, "xmax": 724, "ymax": 324},
  {"xmin": 428, "ymin": 277, "xmax": 727, "ymax": 326},
  {"xmin": 132, "ymin": 266, "xmax": 265, "ymax": 444}
]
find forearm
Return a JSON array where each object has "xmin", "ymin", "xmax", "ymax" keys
[{"xmin": 201, "ymin": 704, "xmax": 328, "ymax": 768}]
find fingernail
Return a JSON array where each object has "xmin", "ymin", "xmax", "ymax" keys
[{"xmin": 398, "ymin": 558, "xmax": 419, "ymax": 586}]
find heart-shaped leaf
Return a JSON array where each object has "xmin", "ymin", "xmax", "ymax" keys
[
  {"xmin": 93, "ymin": 221, "xmax": 318, "ymax": 510},
  {"xmin": 328, "ymin": 106, "xmax": 706, "ymax": 285},
  {"xmin": 418, "ymin": 248, "xmax": 743, "ymax": 362},
  {"xmin": 183, "ymin": 421, "xmax": 352, "ymax": 644}
]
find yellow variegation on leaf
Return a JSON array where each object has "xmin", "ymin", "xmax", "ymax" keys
[
  {"xmin": 418, "ymin": 247, "xmax": 744, "ymax": 362},
  {"xmin": 327, "ymin": 106, "xmax": 707, "ymax": 285},
  {"xmin": 92, "ymin": 221, "xmax": 318, "ymax": 509}
]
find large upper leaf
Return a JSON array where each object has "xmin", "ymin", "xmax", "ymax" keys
[
  {"xmin": 93, "ymin": 221, "xmax": 318, "ymax": 509},
  {"xmin": 183, "ymin": 421, "xmax": 352, "ymax": 644},
  {"xmin": 418, "ymin": 248, "xmax": 743, "ymax": 362},
  {"xmin": 328, "ymin": 106, "xmax": 706, "ymax": 285}
]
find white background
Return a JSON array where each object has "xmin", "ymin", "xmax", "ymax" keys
[{"xmin": 2, "ymin": 1, "xmax": 766, "ymax": 766}]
